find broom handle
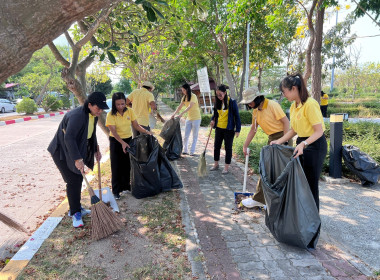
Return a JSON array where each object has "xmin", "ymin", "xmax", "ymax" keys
[
  {"xmin": 81, "ymin": 170, "xmax": 91, "ymax": 189},
  {"xmin": 243, "ymin": 148, "xmax": 250, "ymax": 192},
  {"xmin": 97, "ymin": 160, "xmax": 102, "ymax": 201},
  {"xmin": 204, "ymin": 126, "xmax": 213, "ymax": 152}
]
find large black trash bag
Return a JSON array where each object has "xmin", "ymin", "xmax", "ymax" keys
[
  {"xmin": 160, "ymin": 117, "xmax": 179, "ymax": 141},
  {"xmin": 260, "ymin": 145, "xmax": 321, "ymax": 249},
  {"xmin": 342, "ymin": 145, "xmax": 380, "ymax": 187},
  {"xmin": 128, "ymin": 134, "xmax": 183, "ymax": 199},
  {"xmin": 162, "ymin": 118, "xmax": 183, "ymax": 161}
]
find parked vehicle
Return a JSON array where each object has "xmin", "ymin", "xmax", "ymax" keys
[{"xmin": 0, "ymin": 98, "xmax": 16, "ymax": 113}]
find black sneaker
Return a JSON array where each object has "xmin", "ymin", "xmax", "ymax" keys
[{"xmin": 114, "ymin": 193, "xmax": 121, "ymax": 200}]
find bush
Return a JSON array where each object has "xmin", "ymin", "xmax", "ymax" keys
[
  {"xmin": 41, "ymin": 94, "xmax": 63, "ymax": 112},
  {"xmin": 16, "ymin": 97, "xmax": 38, "ymax": 114},
  {"xmin": 239, "ymin": 111, "xmax": 252, "ymax": 125},
  {"xmin": 60, "ymin": 95, "xmax": 72, "ymax": 109},
  {"xmin": 201, "ymin": 114, "xmax": 212, "ymax": 127}
]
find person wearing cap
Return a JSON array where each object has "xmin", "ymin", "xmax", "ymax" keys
[
  {"xmin": 209, "ymin": 84, "xmax": 241, "ymax": 174},
  {"xmin": 106, "ymin": 92, "xmax": 153, "ymax": 200},
  {"xmin": 320, "ymin": 90, "xmax": 329, "ymax": 118},
  {"xmin": 126, "ymin": 81, "xmax": 157, "ymax": 138},
  {"xmin": 171, "ymin": 83, "xmax": 202, "ymax": 156},
  {"xmin": 48, "ymin": 91, "xmax": 109, "ymax": 228},
  {"xmin": 240, "ymin": 87, "xmax": 290, "ymax": 207},
  {"xmin": 271, "ymin": 73, "xmax": 327, "ymax": 210}
]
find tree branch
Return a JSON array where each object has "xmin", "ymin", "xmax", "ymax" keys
[{"xmin": 48, "ymin": 42, "xmax": 70, "ymax": 67}]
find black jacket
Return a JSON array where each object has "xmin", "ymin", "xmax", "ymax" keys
[{"xmin": 48, "ymin": 106, "xmax": 98, "ymax": 174}]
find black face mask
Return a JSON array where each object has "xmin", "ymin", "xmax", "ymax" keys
[{"xmin": 253, "ymin": 96, "xmax": 264, "ymax": 109}]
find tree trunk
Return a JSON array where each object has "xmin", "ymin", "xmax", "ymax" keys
[
  {"xmin": 311, "ymin": 5, "xmax": 325, "ymax": 102},
  {"xmin": 302, "ymin": 0, "xmax": 318, "ymax": 83},
  {"xmin": 0, "ymin": 0, "xmax": 117, "ymax": 83},
  {"xmin": 222, "ymin": 56, "xmax": 236, "ymax": 99},
  {"xmin": 258, "ymin": 65, "xmax": 263, "ymax": 92}
]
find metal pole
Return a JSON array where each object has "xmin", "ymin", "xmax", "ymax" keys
[
  {"xmin": 245, "ymin": 22, "xmax": 250, "ymax": 90},
  {"xmin": 243, "ymin": 148, "xmax": 250, "ymax": 192},
  {"xmin": 330, "ymin": 10, "xmax": 338, "ymax": 92},
  {"xmin": 329, "ymin": 114, "xmax": 343, "ymax": 178}
]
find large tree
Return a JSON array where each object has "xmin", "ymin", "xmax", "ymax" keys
[{"xmin": 0, "ymin": 0, "xmax": 119, "ymax": 83}]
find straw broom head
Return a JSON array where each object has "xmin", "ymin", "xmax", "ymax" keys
[
  {"xmin": 197, "ymin": 151, "xmax": 208, "ymax": 177},
  {"xmin": 0, "ymin": 212, "xmax": 28, "ymax": 233}
]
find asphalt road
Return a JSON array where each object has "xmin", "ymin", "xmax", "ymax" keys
[{"xmin": 0, "ymin": 115, "xmax": 109, "ymax": 260}]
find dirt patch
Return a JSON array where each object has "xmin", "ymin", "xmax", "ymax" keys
[{"xmin": 17, "ymin": 153, "xmax": 192, "ymax": 280}]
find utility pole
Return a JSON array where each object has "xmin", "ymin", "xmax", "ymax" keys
[
  {"xmin": 330, "ymin": 9, "xmax": 338, "ymax": 92},
  {"xmin": 245, "ymin": 22, "xmax": 250, "ymax": 90}
]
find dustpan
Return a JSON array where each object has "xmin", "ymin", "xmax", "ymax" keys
[
  {"xmin": 93, "ymin": 187, "xmax": 120, "ymax": 213},
  {"xmin": 234, "ymin": 148, "xmax": 254, "ymax": 201}
]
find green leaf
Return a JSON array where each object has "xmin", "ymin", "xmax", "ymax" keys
[
  {"xmin": 152, "ymin": 7, "xmax": 165, "ymax": 19},
  {"xmin": 115, "ymin": 21, "xmax": 121, "ymax": 29},
  {"xmin": 146, "ymin": 8, "xmax": 157, "ymax": 22},
  {"xmin": 134, "ymin": 36, "xmax": 140, "ymax": 46},
  {"xmin": 135, "ymin": 0, "xmax": 144, "ymax": 4},
  {"xmin": 103, "ymin": 41, "xmax": 110, "ymax": 48},
  {"xmin": 107, "ymin": 51, "xmax": 116, "ymax": 64},
  {"xmin": 97, "ymin": 29, "xmax": 102, "ymax": 34},
  {"xmin": 108, "ymin": 45, "xmax": 120, "ymax": 51},
  {"xmin": 99, "ymin": 53, "xmax": 105, "ymax": 61},
  {"xmin": 155, "ymin": 0, "xmax": 169, "ymax": 6}
]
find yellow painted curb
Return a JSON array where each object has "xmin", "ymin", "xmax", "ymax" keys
[{"xmin": 0, "ymin": 260, "xmax": 28, "ymax": 280}]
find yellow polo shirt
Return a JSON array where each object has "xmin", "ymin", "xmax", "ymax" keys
[
  {"xmin": 183, "ymin": 93, "xmax": 201, "ymax": 121},
  {"xmin": 290, "ymin": 97, "xmax": 325, "ymax": 137},
  {"xmin": 217, "ymin": 97, "xmax": 229, "ymax": 129},
  {"xmin": 252, "ymin": 99, "xmax": 286, "ymax": 135},
  {"xmin": 106, "ymin": 109, "xmax": 136, "ymax": 139},
  {"xmin": 320, "ymin": 93, "xmax": 329, "ymax": 106},
  {"xmin": 87, "ymin": 114, "xmax": 95, "ymax": 139},
  {"xmin": 128, "ymin": 88, "xmax": 154, "ymax": 126}
]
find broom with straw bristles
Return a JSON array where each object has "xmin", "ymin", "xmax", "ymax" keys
[
  {"xmin": 81, "ymin": 162, "xmax": 123, "ymax": 240},
  {"xmin": 197, "ymin": 126, "xmax": 213, "ymax": 177},
  {"xmin": 0, "ymin": 211, "xmax": 28, "ymax": 233}
]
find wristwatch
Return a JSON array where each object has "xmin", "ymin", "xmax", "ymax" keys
[{"xmin": 302, "ymin": 141, "xmax": 309, "ymax": 147}]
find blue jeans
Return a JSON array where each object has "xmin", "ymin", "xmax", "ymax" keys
[{"xmin": 183, "ymin": 119, "xmax": 201, "ymax": 154}]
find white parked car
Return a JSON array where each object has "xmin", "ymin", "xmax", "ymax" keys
[{"xmin": 0, "ymin": 98, "xmax": 16, "ymax": 113}]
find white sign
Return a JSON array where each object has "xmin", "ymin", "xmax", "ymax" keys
[{"xmin": 197, "ymin": 67, "xmax": 211, "ymax": 93}]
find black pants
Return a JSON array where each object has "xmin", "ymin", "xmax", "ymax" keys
[
  {"xmin": 320, "ymin": 105, "xmax": 328, "ymax": 118},
  {"xmin": 109, "ymin": 136, "xmax": 132, "ymax": 195},
  {"xmin": 132, "ymin": 125, "xmax": 149, "ymax": 138},
  {"xmin": 52, "ymin": 150, "xmax": 83, "ymax": 215},
  {"xmin": 297, "ymin": 135, "xmax": 327, "ymax": 210},
  {"xmin": 214, "ymin": 127, "xmax": 235, "ymax": 164}
]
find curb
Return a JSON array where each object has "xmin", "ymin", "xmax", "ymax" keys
[
  {"xmin": 0, "ymin": 153, "xmax": 110, "ymax": 280},
  {"xmin": 0, "ymin": 111, "xmax": 67, "ymax": 126}
]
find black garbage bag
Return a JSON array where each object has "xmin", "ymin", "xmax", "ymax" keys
[
  {"xmin": 342, "ymin": 145, "xmax": 380, "ymax": 187},
  {"xmin": 160, "ymin": 117, "xmax": 180, "ymax": 141},
  {"xmin": 260, "ymin": 145, "xmax": 321, "ymax": 249},
  {"xmin": 162, "ymin": 118, "xmax": 183, "ymax": 161},
  {"xmin": 128, "ymin": 134, "xmax": 183, "ymax": 199}
]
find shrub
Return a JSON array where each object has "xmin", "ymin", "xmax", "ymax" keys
[
  {"xmin": 16, "ymin": 97, "xmax": 38, "ymax": 114},
  {"xmin": 41, "ymin": 94, "xmax": 63, "ymax": 112},
  {"xmin": 60, "ymin": 95, "xmax": 72, "ymax": 109},
  {"xmin": 201, "ymin": 114, "xmax": 212, "ymax": 127},
  {"xmin": 239, "ymin": 111, "xmax": 252, "ymax": 125}
]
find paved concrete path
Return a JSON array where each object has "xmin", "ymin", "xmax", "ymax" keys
[{"xmin": 157, "ymin": 100, "xmax": 378, "ymax": 279}]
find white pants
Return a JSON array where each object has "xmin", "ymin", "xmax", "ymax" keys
[{"xmin": 183, "ymin": 119, "xmax": 201, "ymax": 154}]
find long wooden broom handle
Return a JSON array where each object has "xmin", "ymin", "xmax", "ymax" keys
[
  {"xmin": 80, "ymin": 170, "xmax": 91, "ymax": 189},
  {"xmin": 204, "ymin": 126, "xmax": 213, "ymax": 152},
  {"xmin": 97, "ymin": 146, "xmax": 102, "ymax": 201}
]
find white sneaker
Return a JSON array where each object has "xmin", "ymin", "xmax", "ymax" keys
[
  {"xmin": 72, "ymin": 212, "xmax": 84, "ymax": 228},
  {"xmin": 68, "ymin": 207, "xmax": 91, "ymax": 217}
]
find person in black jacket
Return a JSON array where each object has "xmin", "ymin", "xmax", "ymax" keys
[
  {"xmin": 210, "ymin": 85, "xmax": 241, "ymax": 174},
  {"xmin": 48, "ymin": 92, "xmax": 109, "ymax": 228}
]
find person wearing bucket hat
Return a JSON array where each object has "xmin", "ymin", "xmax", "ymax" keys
[
  {"xmin": 240, "ymin": 87, "xmax": 290, "ymax": 206},
  {"xmin": 209, "ymin": 84, "xmax": 241, "ymax": 174},
  {"xmin": 126, "ymin": 81, "xmax": 157, "ymax": 137},
  {"xmin": 48, "ymin": 91, "xmax": 109, "ymax": 228}
]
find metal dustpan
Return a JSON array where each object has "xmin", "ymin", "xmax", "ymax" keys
[
  {"xmin": 93, "ymin": 187, "xmax": 120, "ymax": 213},
  {"xmin": 234, "ymin": 148, "xmax": 254, "ymax": 201}
]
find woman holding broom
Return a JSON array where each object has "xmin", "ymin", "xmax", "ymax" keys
[
  {"xmin": 106, "ymin": 92, "xmax": 153, "ymax": 200},
  {"xmin": 240, "ymin": 87, "xmax": 290, "ymax": 207},
  {"xmin": 271, "ymin": 73, "xmax": 327, "ymax": 210},
  {"xmin": 210, "ymin": 84, "xmax": 241, "ymax": 174},
  {"xmin": 48, "ymin": 92, "xmax": 109, "ymax": 228}
]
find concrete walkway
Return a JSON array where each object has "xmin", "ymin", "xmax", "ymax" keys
[{"xmin": 157, "ymin": 100, "xmax": 379, "ymax": 279}]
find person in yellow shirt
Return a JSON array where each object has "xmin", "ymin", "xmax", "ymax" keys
[
  {"xmin": 209, "ymin": 84, "xmax": 241, "ymax": 174},
  {"xmin": 126, "ymin": 81, "xmax": 157, "ymax": 138},
  {"xmin": 171, "ymin": 83, "xmax": 201, "ymax": 156},
  {"xmin": 240, "ymin": 87, "xmax": 290, "ymax": 206},
  {"xmin": 320, "ymin": 90, "xmax": 329, "ymax": 118},
  {"xmin": 106, "ymin": 92, "xmax": 152, "ymax": 199},
  {"xmin": 271, "ymin": 73, "xmax": 327, "ymax": 210}
]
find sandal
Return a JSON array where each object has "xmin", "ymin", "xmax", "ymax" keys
[{"xmin": 210, "ymin": 165, "xmax": 219, "ymax": 171}]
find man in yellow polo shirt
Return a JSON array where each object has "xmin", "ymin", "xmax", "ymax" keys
[
  {"xmin": 320, "ymin": 91, "xmax": 329, "ymax": 118},
  {"xmin": 240, "ymin": 87, "xmax": 290, "ymax": 207},
  {"xmin": 126, "ymin": 81, "xmax": 157, "ymax": 137}
]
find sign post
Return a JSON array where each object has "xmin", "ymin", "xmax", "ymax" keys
[{"xmin": 197, "ymin": 67, "xmax": 212, "ymax": 114}]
